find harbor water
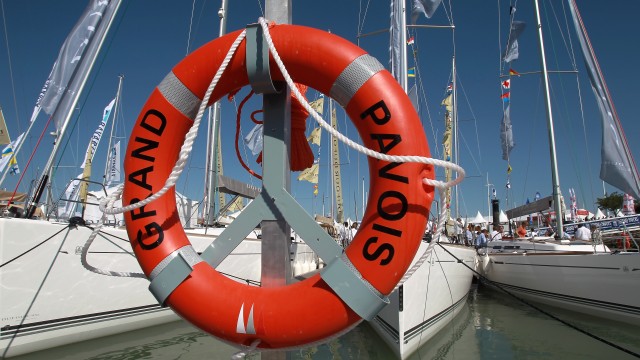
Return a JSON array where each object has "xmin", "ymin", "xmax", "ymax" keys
[{"xmin": 12, "ymin": 284, "xmax": 640, "ymax": 360}]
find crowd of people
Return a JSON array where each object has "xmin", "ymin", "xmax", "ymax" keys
[{"xmin": 431, "ymin": 216, "xmax": 620, "ymax": 251}]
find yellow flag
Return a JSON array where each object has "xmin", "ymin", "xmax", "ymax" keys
[
  {"xmin": 307, "ymin": 127, "xmax": 321, "ymax": 145},
  {"xmin": 227, "ymin": 196, "xmax": 244, "ymax": 212},
  {"xmin": 441, "ymin": 94, "xmax": 452, "ymax": 113},
  {"xmin": 507, "ymin": 164, "xmax": 512, "ymax": 174},
  {"xmin": 297, "ymin": 163, "xmax": 319, "ymax": 183},
  {"xmin": 309, "ymin": 97, "xmax": 325, "ymax": 115}
]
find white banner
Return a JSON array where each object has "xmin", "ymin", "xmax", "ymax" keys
[
  {"xmin": 106, "ymin": 141, "xmax": 121, "ymax": 186},
  {"xmin": 81, "ymin": 98, "xmax": 115, "ymax": 168}
]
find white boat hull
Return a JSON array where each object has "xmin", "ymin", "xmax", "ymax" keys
[
  {"xmin": 479, "ymin": 250, "xmax": 640, "ymax": 325},
  {"xmin": 0, "ymin": 217, "xmax": 313, "ymax": 357},
  {"xmin": 369, "ymin": 241, "xmax": 476, "ymax": 359}
]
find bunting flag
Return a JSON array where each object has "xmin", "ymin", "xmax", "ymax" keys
[
  {"xmin": 501, "ymin": 92, "xmax": 510, "ymax": 102},
  {"xmin": 441, "ymin": 94, "xmax": 453, "ymax": 113},
  {"xmin": 507, "ymin": 164, "xmax": 512, "ymax": 174},
  {"xmin": 407, "ymin": 67, "xmax": 416, "ymax": 78},
  {"xmin": 506, "ymin": 180, "xmax": 511, "ymax": 189},
  {"xmin": 509, "ymin": 68, "xmax": 520, "ymax": 76},
  {"xmin": 313, "ymin": 184, "xmax": 318, "ymax": 196},
  {"xmin": 535, "ymin": 191, "xmax": 541, "ymax": 201},
  {"xmin": 0, "ymin": 108, "xmax": 10, "ymax": 145},
  {"xmin": 411, "ymin": 0, "xmax": 443, "ymax": 24},
  {"xmin": 407, "ymin": 36, "xmax": 415, "ymax": 45},
  {"xmin": 297, "ymin": 162, "xmax": 319, "ymax": 183},
  {"xmin": 0, "ymin": 132, "xmax": 25, "ymax": 174},
  {"xmin": 244, "ymin": 123, "xmax": 264, "ymax": 156},
  {"xmin": 502, "ymin": 79, "xmax": 510, "ymax": 89},
  {"xmin": 227, "ymin": 196, "xmax": 244, "ymax": 213},
  {"xmin": 446, "ymin": 82, "xmax": 453, "ymax": 93},
  {"xmin": 503, "ymin": 21, "xmax": 526, "ymax": 63},
  {"xmin": 309, "ymin": 97, "xmax": 325, "ymax": 115},
  {"xmin": 307, "ymin": 127, "xmax": 321, "ymax": 146}
]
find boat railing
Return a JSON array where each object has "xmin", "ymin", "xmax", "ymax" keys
[{"xmin": 48, "ymin": 179, "xmax": 109, "ymax": 222}]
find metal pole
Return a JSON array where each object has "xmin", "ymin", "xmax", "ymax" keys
[
  {"xmin": 262, "ymin": 1, "xmax": 292, "ymax": 359},
  {"xmin": 204, "ymin": 0, "xmax": 229, "ymax": 226},
  {"xmin": 533, "ymin": 0, "xmax": 564, "ymax": 238}
]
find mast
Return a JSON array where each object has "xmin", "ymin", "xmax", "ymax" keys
[
  {"xmin": 452, "ymin": 55, "xmax": 459, "ymax": 219},
  {"xmin": 533, "ymin": 0, "xmax": 564, "ymax": 237},
  {"xmin": 25, "ymin": 0, "xmax": 123, "ymax": 218},
  {"xmin": 330, "ymin": 100, "xmax": 343, "ymax": 223},
  {"xmin": 203, "ymin": 0, "xmax": 229, "ymax": 225},
  {"xmin": 102, "ymin": 75, "xmax": 123, "ymax": 186}
]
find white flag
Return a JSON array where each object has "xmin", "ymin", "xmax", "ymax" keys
[
  {"xmin": 58, "ymin": 173, "xmax": 83, "ymax": 219},
  {"xmin": 81, "ymin": 98, "xmax": 115, "ymax": 169},
  {"xmin": 106, "ymin": 141, "xmax": 121, "ymax": 186},
  {"xmin": 0, "ymin": 133, "xmax": 25, "ymax": 174},
  {"xmin": 244, "ymin": 123, "xmax": 264, "ymax": 156}
]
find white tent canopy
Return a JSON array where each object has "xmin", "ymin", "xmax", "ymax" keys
[
  {"xmin": 595, "ymin": 208, "xmax": 605, "ymax": 219},
  {"xmin": 469, "ymin": 211, "xmax": 487, "ymax": 224},
  {"xmin": 499, "ymin": 210, "xmax": 509, "ymax": 223}
]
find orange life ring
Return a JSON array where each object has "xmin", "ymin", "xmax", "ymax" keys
[{"xmin": 123, "ymin": 24, "xmax": 433, "ymax": 349}]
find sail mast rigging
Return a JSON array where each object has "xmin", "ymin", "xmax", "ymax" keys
[
  {"xmin": 25, "ymin": 0, "xmax": 123, "ymax": 218},
  {"xmin": 533, "ymin": 0, "xmax": 564, "ymax": 237}
]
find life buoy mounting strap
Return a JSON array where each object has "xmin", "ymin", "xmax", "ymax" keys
[
  {"xmin": 148, "ymin": 245, "xmax": 201, "ymax": 304},
  {"xmin": 246, "ymin": 23, "xmax": 280, "ymax": 94}
]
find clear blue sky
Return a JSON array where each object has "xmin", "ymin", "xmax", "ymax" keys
[{"xmin": 0, "ymin": 0, "xmax": 638, "ymax": 221}]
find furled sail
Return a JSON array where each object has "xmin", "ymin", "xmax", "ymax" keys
[
  {"xmin": 441, "ymin": 94, "xmax": 453, "ymax": 219},
  {"xmin": 331, "ymin": 107, "xmax": 344, "ymax": 223},
  {"xmin": 568, "ymin": 0, "xmax": 640, "ymax": 199}
]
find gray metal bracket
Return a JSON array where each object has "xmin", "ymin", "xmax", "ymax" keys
[
  {"xmin": 199, "ymin": 22, "xmax": 388, "ymax": 321},
  {"xmin": 245, "ymin": 23, "xmax": 280, "ymax": 94}
]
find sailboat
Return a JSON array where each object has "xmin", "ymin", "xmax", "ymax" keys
[
  {"xmin": 478, "ymin": 0, "xmax": 640, "ymax": 326},
  {"xmin": 365, "ymin": 1, "xmax": 476, "ymax": 358},
  {"xmin": 0, "ymin": 1, "xmax": 306, "ymax": 357}
]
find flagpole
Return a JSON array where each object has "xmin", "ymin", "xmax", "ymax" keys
[{"xmin": 486, "ymin": 173, "xmax": 493, "ymax": 218}]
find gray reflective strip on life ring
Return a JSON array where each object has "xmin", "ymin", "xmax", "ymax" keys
[
  {"xmin": 148, "ymin": 245, "xmax": 203, "ymax": 305},
  {"xmin": 329, "ymin": 54, "xmax": 385, "ymax": 108},
  {"xmin": 320, "ymin": 253, "xmax": 389, "ymax": 321},
  {"xmin": 157, "ymin": 71, "xmax": 201, "ymax": 120}
]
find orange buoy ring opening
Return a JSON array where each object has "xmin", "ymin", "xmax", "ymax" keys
[{"xmin": 123, "ymin": 23, "xmax": 434, "ymax": 349}]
